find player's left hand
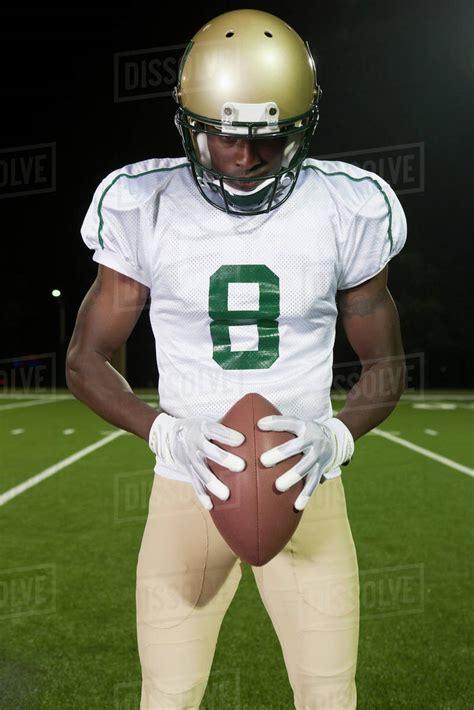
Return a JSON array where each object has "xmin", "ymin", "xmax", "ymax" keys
[{"xmin": 257, "ymin": 416, "xmax": 355, "ymax": 511}]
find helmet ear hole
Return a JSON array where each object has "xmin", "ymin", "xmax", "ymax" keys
[
  {"xmin": 264, "ymin": 31, "xmax": 273, "ymax": 37},
  {"xmin": 225, "ymin": 31, "xmax": 234, "ymax": 38}
]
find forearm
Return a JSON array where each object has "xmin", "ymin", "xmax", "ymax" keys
[
  {"xmin": 335, "ymin": 356, "xmax": 406, "ymax": 441},
  {"xmin": 66, "ymin": 352, "xmax": 161, "ymax": 442}
]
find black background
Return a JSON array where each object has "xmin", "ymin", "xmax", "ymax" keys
[{"xmin": 1, "ymin": 1, "xmax": 472, "ymax": 388}]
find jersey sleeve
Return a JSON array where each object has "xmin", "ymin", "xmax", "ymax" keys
[
  {"xmin": 80, "ymin": 170, "xmax": 151, "ymax": 287},
  {"xmin": 337, "ymin": 178, "xmax": 407, "ymax": 290}
]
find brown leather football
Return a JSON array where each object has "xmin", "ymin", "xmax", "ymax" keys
[{"xmin": 206, "ymin": 392, "xmax": 304, "ymax": 566}]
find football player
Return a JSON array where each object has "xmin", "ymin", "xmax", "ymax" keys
[{"xmin": 66, "ymin": 9, "xmax": 407, "ymax": 709}]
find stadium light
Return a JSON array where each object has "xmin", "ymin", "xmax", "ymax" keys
[{"xmin": 51, "ymin": 289, "xmax": 65, "ymax": 345}]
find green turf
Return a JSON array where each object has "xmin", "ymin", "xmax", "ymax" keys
[
  {"xmin": 0, "ymin": 392, "xmax": 472, "ymax": 709},
  {"xmin": 0, "ymin": 400, "xmax": 125, "ymax": 494},
  {"xmin": 376, "ymin": 398, "xmax": 474, "ymax": 468}
]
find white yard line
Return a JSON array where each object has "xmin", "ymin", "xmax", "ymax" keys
[
  {"xmin": 2, "ymin": 392, "xmax": 472, "ymax": 402},
  {"xmin": 0, "ymin": 393, "xmax": 72, "ymax": 400},
  {"xmin": 331, "ymin": 393, "xmax": 474, "ymax": 401},
  {"xmin": 1, "ymin": 397, "xmax": 472, "ymax": 508},
  {"xmin": 371, "ymin": 428, "xmax": 474, "ymax": 477},
  {"xmin": 0, "ymin": 399, "xmax": 61, "ymax": 412},
  {"xmin": 0, "ymin": 430, "xmax": 126, "ymax": 507}
]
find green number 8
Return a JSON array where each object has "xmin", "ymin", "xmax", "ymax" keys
[{"xmin": 209, "ymin": 264, "xmax": 280, "ymax": 370}]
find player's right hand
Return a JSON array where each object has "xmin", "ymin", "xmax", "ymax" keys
[{"xmin": 148, "ymin": 412, "xmax": 246, "ymax": 510}]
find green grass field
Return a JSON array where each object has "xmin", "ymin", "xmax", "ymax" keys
[{"xmin": 0, "ymin": 391, "xmax": 472, "ymax": 709}]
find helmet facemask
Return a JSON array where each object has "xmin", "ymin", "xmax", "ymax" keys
[{"xmin": 174, "ymin": 103, "xmax": 319, "ymax": 215}]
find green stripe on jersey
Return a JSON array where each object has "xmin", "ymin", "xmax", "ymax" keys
[
  {"xmin": 302, "ymin": 164, "xmax": 393, "ymax": 252},
  {"xmin": 97, "ymin": 162, "xmax": 191, "ymax": 249}
]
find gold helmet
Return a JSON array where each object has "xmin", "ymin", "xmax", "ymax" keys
[{"xmin": 173, "ymin": 9, "xmax": 322, "ymax": 215}]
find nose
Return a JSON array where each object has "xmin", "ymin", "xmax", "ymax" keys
[{"xmin": 234, "ymin": 139, "xmax": 262, "ymax": 173}]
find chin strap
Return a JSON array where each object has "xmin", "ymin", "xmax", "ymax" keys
[{"xmin": 218, "ymin": 176, "xmax": 275, "ymax": 197}]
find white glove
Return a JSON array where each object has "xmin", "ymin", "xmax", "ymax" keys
[
  {"xmin": 257, "ymin": 416, "xmax": 354, "ymax": 511},
  {"xmin": 148, "ymin": 413, "xmax": 246, "ymax": 511}
]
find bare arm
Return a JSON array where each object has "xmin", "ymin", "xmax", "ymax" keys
[
  {"xmin": 335, "ymin": 265, "xmax": 406, "ymax": 441},
  {"xmin": 65, "ymin": 265, "xmax": 160, "ymax": 442}
]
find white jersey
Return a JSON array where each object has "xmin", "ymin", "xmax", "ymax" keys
[{"xmin": 80, "ymin": 156, "xmax": 407, "ymax": 482}]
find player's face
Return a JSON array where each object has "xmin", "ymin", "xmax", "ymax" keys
[{"xmin": 206, "ymin": 128, "xmax": 286, "ymax": 192}]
